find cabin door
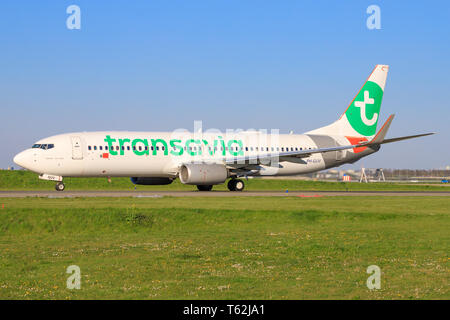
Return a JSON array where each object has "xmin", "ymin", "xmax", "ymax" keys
[{"xmin": 71, "ymin": 136, "xmax": 83, "ymax": 160}]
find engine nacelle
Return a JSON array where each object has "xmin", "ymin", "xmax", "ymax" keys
[
  {"xmin": 130, "ymin": 177, "xmax": 174, "ymax": 185},
  {"xmin": 179, "ymin": 163, "xmax": 228, "ymax": 185}
]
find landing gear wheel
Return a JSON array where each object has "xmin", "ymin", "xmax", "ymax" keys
[
  {"xmin": 234, "ymin": 179, "xmax": 245, "ymax": 192},
  {"xmin": 55, "ymin": 182, "xmax": 65, "ymax": 192},
  {"xmin": 227, "ymin": 179, "xmax": 245, "ymax": 192},
  {"xmin": 197, "ymin": 185, "xmax": 213, "ymax": 191},
  {"xmin": 227, "ymin": 179, "xmax": 236, "ymax": 191}
]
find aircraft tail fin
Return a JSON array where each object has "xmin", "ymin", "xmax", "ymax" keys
[{"xmin": 307, "ymin": 64, "xmax": 389, "ymax": 139}]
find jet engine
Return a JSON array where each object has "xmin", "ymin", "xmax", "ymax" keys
[
  {"xmin": 179, "ymin": 163, "xmax": 228, "ymax": 185},
  {"xmin": 130, "ymin": 177, "xmax": 174, "ymax": 185}
]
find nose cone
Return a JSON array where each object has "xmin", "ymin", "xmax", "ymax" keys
[{"xmin": 13, "ymin": 150, "xmax": 32, "ymax": 169}]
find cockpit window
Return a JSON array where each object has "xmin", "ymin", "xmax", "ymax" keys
[{"xmin": 33, "ymin": 144, "xmax": 55, "ymax": 150}]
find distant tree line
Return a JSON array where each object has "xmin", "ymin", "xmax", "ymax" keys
[{"xmin": 382, "ymin": 169, "xmax": 450, "ymax": 179}]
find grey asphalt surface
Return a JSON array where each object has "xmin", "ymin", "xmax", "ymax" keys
[{"xmin": 0, "ymin": 190, "xmax": 449, "ymax": 198}]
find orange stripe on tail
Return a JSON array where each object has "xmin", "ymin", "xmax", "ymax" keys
[{"xmin": 345, "ymin": 136, "xmax": 368, "ymax": 153}]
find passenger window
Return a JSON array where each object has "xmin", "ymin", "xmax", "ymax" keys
[
  {"xmin": 245, "ymin": 147, "xmax": 248, "ymax": 151},
  {"xmin": 116, "ymin": 146, "xmax": 119, "ymax": 151},
  {"xmin": 139, "ymin": 146, "xmax": 142, "ymax": 151},
  {"xmin": 88, "ymin": 146, "xmax": 92, "ymax": 151},
  {"xmin": 127, "ymin": 146, "xmax": 130, "ymax": 151},
  {"xmin": 94, "ymin": 146, "xmax": 97, "ymax": 150},
  {"xmin": 105, "ymin": 146, "xmax": 108, "ymax": 150},
  {"xmin": 99, "ymin": 146, "xmax": 103, "ymax": 151}
]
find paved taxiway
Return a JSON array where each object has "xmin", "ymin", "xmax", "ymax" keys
[{"xmin": 1, "ymin": 190, "xmax": 449, "ymax": 198}]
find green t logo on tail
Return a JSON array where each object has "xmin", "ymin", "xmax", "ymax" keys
[{"xmin": 346, "ymin": 81, "xmax": 383, "ymax": 136}]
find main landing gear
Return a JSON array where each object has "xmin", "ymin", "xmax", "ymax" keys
[
  {"xmin": 196, "ymin": 179, "xmax": 245, "ymax": 192},
  {"xmin": 55, "ymin": 182, "xmax": 65, "ymax": 192},
  {"xmin": 227, "ymin": 179, "xmax": 245, "ymax": 192}
]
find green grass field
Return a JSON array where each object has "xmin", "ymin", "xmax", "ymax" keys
[
  {"xmin": 1, "ymin": 170, "xmax": 449, "ymax": 192},
  {"xmin": 0, "ymin": 196, "xmax": 448, "ymax": 299}
]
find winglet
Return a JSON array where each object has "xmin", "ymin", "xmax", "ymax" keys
[{"xmin": 369, "ymin": 114, "xmax": 395, "ymax": 144}]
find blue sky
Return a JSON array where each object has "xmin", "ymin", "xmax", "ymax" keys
[{"xmin": 0, "ymin": 0, "xmax": 449, "ymax": 169}]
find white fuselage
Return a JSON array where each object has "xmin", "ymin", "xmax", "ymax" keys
[{"xmin": 13, "ymin": 131, "xmax": 351, "ymax": 178}]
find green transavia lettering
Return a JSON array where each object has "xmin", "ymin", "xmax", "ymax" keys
[{"xmin": 104, "ymin": 135, "xmax": 244, "ymax": 157}]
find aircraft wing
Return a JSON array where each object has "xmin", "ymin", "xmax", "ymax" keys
[
  {"xmin": 225, "ymin": 115, "xmax": 396, "ymax": 166},
  {"xmin": 364, "ymin": 114, "xmax": 435, "ymax": 144},
  {"xmin": 224, "ymin": 114, "xmax": 434, "ymax": 167},
  {"xmin": 224, "ymin": 143, "xmax": 369, "ymax": 165},
  {"xmin": 380, "ymin": 132, "xmax": 435, "ymax": 144}
]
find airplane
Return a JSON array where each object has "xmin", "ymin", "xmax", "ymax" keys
[{"xmin": 13, "ymin": 65, "xmax": 434, "ymax": 192}]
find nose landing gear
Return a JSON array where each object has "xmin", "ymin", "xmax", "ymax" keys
[
  {"xmin": 227, "ymin": 179, "xmax": 245, "ymax": 192},
  {"xmin": 55, "ymin": 182, "xmax": 65, "ymax": 192}
]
